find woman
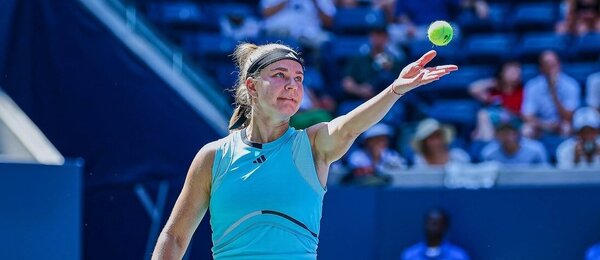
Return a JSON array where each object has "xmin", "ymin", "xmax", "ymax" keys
[
  {"xmin": 412, "ymin": 118, "xmax": 471, "ymax": 168},
  {"xmin": 469, "ymin": 61, "xmax": 524, "ymax": 141},
  {"xmin": 151, "ymin": 43, "xmax": 456, "ymax": 259}
]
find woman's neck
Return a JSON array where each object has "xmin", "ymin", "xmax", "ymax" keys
[{"xmin": 246, "ymin": 115, "xmax": 289, "ymax": 143}]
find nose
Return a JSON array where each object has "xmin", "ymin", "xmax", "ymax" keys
[{"xmin": 285, "ymin": 78, "xmax": 300, "ymax": 91}]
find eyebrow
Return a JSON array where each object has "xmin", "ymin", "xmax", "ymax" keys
[{"xmin": 270, "ymin": 67, "xmax": 303, "ymax": 75}]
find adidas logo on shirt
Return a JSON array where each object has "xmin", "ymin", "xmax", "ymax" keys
[{"xmin": 252, "ymin": 155, "xmax": 267, "ymax": 164}]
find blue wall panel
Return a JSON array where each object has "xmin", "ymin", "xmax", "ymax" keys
[
  {"xmin": 0, "ymin": 162, "xmax": 82, "ymax": 260},
  {"xmin": 317, "ymin": 186, "xmax": 600, "ymax": 260}
]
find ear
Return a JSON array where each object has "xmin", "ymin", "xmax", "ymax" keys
[{"xmin": 245, "ymin": 77, "xmax": 258, "ymax": 98}]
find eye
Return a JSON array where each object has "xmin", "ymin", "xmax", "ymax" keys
[
  {"xmin": 295, "ymin": 76, "xmax": 303, "ymax": 83},
  {"xmin": 274, "ymin": 72, "xmax": 285, "ymax": 78}
]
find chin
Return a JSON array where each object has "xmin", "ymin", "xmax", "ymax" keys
[{"xmin": 276, "ymin": 103, "xmax": 300, "ymax": 116}]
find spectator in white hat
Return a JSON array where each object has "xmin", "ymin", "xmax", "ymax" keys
[
  {"xmin": 411, "ymin": 118, "xmax": 470, "ymax": 169},
  {"xmin": 345, "ymin": 123, "xmax": 406, "ymax": 180},
  {"xmin": 556, "ymin": 107, "xmax": 600, "ymax": 169}
]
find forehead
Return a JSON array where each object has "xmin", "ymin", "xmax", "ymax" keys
[
  {"xmin": 542, "ymin": 52, "xmax": 558, "ymax": 62},
  {"xmin": 262, "ymin": 59, "xmax": 304, "ymax": 74}
]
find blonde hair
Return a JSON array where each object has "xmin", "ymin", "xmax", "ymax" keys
[{"xmin": 228, "ymin": 42, "xmax": 296, "ymax": 131}]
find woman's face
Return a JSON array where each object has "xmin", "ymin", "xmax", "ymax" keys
[
  {"xmin": 250, "ymin": 59, "xmax": 304, "ymax": 120},
  {"xmin": 501, "ymin": 63, "xmax": 521, "ymax": 86},
  {"xmin": 424, "ymin": 130, "xmax": 446, "ymax": 150}
]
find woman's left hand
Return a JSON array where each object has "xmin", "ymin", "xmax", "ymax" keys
[{"xmin": 391, "ymin": 50, "xmax": 458, "ymax": 95}]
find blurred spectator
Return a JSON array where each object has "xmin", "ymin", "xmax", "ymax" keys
[
  {"xmin": 470, "ymin": 61, "xmax": 524, "ymax": 141},
  {"xmin": 481, "ymin": 122, "xmax": 548, "ymax": 166},
  {"xmin": 556, "ymin": 0, "xmax": 600, "ymax": 35},
  {"xmin": 219, "ymin": 10, "xmax": 261, "ymax": 41},
  {"xmin": 586, "ymin": 72, "xmax": 600, "ymax": 112},
  {"xmin": 412, "ymin": 118, "xmax": 471, "ymax": 168},
  {"xmin": 347, "ymin": 123, "xmax": 406, "ymax": 177},
  {"xmin": 587, "ymin": 241, "xmax": 600, "ymax": 260},
  {"xmin": 260, "ymin": 0, "xmax": 335, "ymax": 49},
  {"xmin": 521, "ymin": 51, "xmax": 580, "ymax": 138},
  {"xmin": 556, "ymin": 107, "xmax": 600, "ymax": 169},
  {"xmin": 341, "ymin": 27, "xmax": 404, "ymax": 101},
  {"xmin": 400, "ymin": 208, "xmax": 470, "ymax": 260},
  {"xmin": 462, "ymin": 0, "xmax": 489, "ymax": 19}
]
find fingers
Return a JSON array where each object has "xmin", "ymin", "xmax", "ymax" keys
[
  {"xmin": 432, "ymin": 65, "xmax": 458, "ymax": 72},
  {"xmin": 420, "ymin": 67, "xmax": 455, "ymax": 82},
  {"xmin": 425, "ymin": 65, "xmax": 458, "ymax": 73},
  {"xmin": 416, "ymin": 50, "xmax": 437, "ymax": 67}
]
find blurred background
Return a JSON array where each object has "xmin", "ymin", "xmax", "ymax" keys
[{"xmin": 1, "ymin": 0, "xmax": 600, "ymax": 259}]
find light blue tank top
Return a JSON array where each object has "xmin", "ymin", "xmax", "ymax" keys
[{"xmin": 210, "ymin": 127, "xmax": 326, "ymax": 259}]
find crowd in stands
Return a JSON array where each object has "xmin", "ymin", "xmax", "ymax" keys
[
  {"xmin": 134, "ymin": 1, "xmax": 600, "ymax": 257},
  {"xmin": 137, "ymin": 0, "xmax": 600, "ymax": 183}
]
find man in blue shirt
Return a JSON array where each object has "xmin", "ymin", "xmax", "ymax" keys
[
  {"xmin": 521, "ymin": 50, "xmax": 580, "ymax": 138},
  {"xmin": 401, "ymin": 209, "xmax": 470, "ymax": 260},
  {"xmin": 481, "ymin": 122, "xmax": 548, "ymax": 166}
]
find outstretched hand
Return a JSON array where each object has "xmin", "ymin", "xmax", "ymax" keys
[{"xmin": 391, "ymin": 50, "xmax": 458, "ymax": 95}]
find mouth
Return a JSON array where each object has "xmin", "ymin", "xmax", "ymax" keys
[{"xmin": 278, "ymin": 97, "xmax": 297, "ymax": 103}]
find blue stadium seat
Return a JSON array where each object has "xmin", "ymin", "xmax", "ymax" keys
[
  {"xmin": 146, "ymin": 2, "xmax": 204, "ymax": 29},
  {"xmin": 200, "ymin": 3, "xmax": 257, "ymax": 33},
  {"xmin": 215, "ymin": 63, "xmax": 238, "ymax": 90},
  {"xmin": 255, "ymin": 36, "xmax": 302, "ymax": 52},
  {"xmin": 417, "ymin": 65, "xmax": 495, "ymax": 100},
  {"xmin": 323, "ymin": 36, "xmax": 370, "ymax": 70},
  {"xmin": 408, "ymin": 38, "xmax": 462, "ymax": 65},
  {"xmin": 469, "ymin": 140, "xmax": 491, "ymax": 163},
  {"xmin": 457, "ymin": 3, "xmax": 509, "ymax": 35},
  {"xmin": 303, "ymin": 67, "xmax": 326, "ymax": 92},
  {"xmin": 202, "ymin": 3, "xmax": 256, "ymax": 18},
  {"xmin": 508, "ymin": 3, "xmax": 558, "ymax": 33},
  {"xmin": 563, "ymin": 62, "xmax": 600, "ymax": 87},
  {"xmin": 182, "ymin": 33, "xmax": 237, "ymax": 62},
  {"xmin": 570, "ymin": 33, "xmax": 600, "ymax": 61},
  {"xmin": 463, "ymin": 33, "xmax": 517, "ymax": 64},
  {"xmin": 516, "ymin": 33, "xmax": 570, "ymax": 63},
  {"xmin": 333, "ymin": 8, "xmax": 386, "ymax": 35},
  {"xmin": 521, "ymin": 63, "xmax": 539, "ymax": 82},
  {"xmin": 426, "ymin": 99, "xmax": 481, "ymax": 137}
]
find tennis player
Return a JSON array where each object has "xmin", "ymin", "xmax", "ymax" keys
[{"xmin": 152, "ymin": 43, "xmax": 457, "ymax": 259}]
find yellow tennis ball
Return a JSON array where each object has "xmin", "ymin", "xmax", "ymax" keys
[{"xmin": 427, "ymin": 21, "xmax": 453, "ymax": 46}]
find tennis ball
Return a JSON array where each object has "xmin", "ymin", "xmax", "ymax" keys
[{"xmin": 427, "ymin": 21, "xmax": 453, "ymax": 46}]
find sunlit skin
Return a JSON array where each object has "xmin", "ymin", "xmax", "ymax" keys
[{"xmin": 244, "ymin": 59, "xmax": 304, "ymax": 142}]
